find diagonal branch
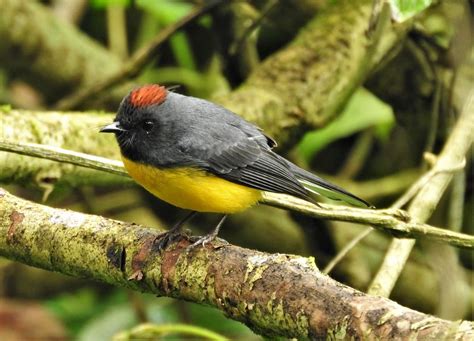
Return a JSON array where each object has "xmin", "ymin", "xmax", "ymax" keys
[
  {"xmin": 0, "ymin": 0, "xmax": 411, "ymax": 149},
  {"xmin": 0, "ymin": 140, "xmax": 472, "ymax": 249},
  {"xmin": 368, "ymin": 90, "xmax": 474, "ymax": 296},
  {"xmin": 54, "ymin": 0, "xmax": 224, "ymax": 110},
  {"xmin": 0, "ymin": 188, "xmax": 472, "ymax": 339}
]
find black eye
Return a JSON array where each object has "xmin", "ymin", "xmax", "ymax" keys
[{"xmin": 141, "ymin": 120, "xmax": 154, "ymax": 132}]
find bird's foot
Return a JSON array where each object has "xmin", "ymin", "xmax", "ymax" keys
[
  {"xmin": 187, "ymin": 230, "xmax": 219, "ymax": 251},
  {"xmin": 187, "ymin": 214, "xmax": 227, "ymax": 251},
  {"xmin": 154, "ymin": 229, "xmax": 184, "ymax": 251},
  {"xmin": 154, "ymin": 211, "xmax": 198, "ymax": 251}
]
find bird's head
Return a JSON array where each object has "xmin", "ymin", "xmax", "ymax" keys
[{"xmin": 100, "ymin": 84, "xmax": 170, "ymax": 160}]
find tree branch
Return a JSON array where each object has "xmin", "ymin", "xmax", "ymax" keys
[
  {"xmin": 0, "ymin": 0, "xmax": 411, "ymax": 148},
  {"xmin": 0, "ymin": 109, "xmax": 126, "ymax": 188},
  {"xmin": 0, "ymin": 0, "xmax": 123, "ymax": 101},
  {"xmin": 1, "ymin": 140, "xmax": 472, "ymax": 249},
  {"xmin": 368, "ymin": 90, "xmax": 474, "ymax": 297},
  {"xmin": 54, "ymin": 0, "xmax": 223, "ymax": 110},
  {"xmin": 0, "ymin": 141, "xmax": 127, "ymax": 177},
  {"xmin": 213, "ymin": 0, "xmax": 410, "ymax": 146},
  {"xmin": 262, "ymin": 193, "xmax": 473, "ymax": 249},
  {"xmin": 0, "ymin": 188, "xmax": 471, "ymax": 339}
]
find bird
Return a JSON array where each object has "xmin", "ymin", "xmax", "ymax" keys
[{"xmin": 100, "ymin": 84, "xmax": 370, "ymax": 248}]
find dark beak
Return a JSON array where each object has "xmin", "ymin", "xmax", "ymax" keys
[{"xmin": 100, "ymin": 121, "xmax": 125, "ymax": 133}]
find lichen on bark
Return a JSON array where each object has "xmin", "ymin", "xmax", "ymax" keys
[
  {"xmin": 0, "ymin": 188, "xmax": 472, "ymax": 339},
  {"xmin": 0, "ymin": 109, "xmax": 125, "ymax": 188}
]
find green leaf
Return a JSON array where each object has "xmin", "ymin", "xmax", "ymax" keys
[
  {"xmin": 186, "ymin": 302, "xmax": 258, "ymax": 338},
  {"xmin": 0, "ymin": 104, "xmax": 12, "ymax": 112},
  {"xmin": 298, "ymin": 88, "xmax": 394, "ymax": 162},
  {"xmin": 136, "ymin": 0, "xmax": 192, "ymax": 23},
  {"xmin": 389, "ymin": 0, "xmax": 432, "ymax": 22},
  {"xmin": 169, "ymin": 32, "xmax": 197, "ymax": 70},
  {"xmin": 136, "ymin": 0, "xmax": 196, "ymax": 70},
  {"xmin": 44, "ymin": 288, "xmax": 124, "ymax": 335},
  {"xmin": 77, "ymin": 298, "xmax": 179, "ymax": 341},
  {"xmin": 89, "ymin": 0, "xmax": 130, "ymax": 9}
]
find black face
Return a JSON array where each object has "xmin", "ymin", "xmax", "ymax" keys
[
  {"xmin": 99, "ymin": 96, "xmax": 160, "ymax": 162},
  {"xmin": 100, "ymin": 94, "xmax": 190, "ymax": 168}
]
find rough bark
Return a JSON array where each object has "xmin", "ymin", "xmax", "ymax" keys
[
  {"xmin": 2, "ymin": 137, "xmax": 473, "ymax": 249},
  {"xmin": 0, "ymin": 107, "xmax": 422, "ymax": 199},
  {"xmin": 0, "ymin": 109, "xmax": 124, "ymax": 187},
  {"xmin": 0, "ymin": 188, "xmax": 472, "ymax": 340},
  {"xmin": 213, "ymin": 0, "xmax": 408, "ymax": 146}
]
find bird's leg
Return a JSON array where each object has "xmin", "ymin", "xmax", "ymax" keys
[
  {"xmin": 155, "ymin": 211, "xmax": 197, "ymax": 250},
  {"xmin": 188, "ymin": 214, "xmax": 227, "ymax": 250}
]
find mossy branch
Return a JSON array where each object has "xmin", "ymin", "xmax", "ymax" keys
[
  {"xmin": 0, "ymin": 140, "xmax": 472, "ymax": 249},
  {"xmin": 0, "ymin": 0, "xmax": 410, "ymax": 148},
  {"xmin": 0, "ymin": 141, "xmax": 126, "ymax": 177},
  {"xmin": 0, "ymin": 188, "xmax": 472, "ymax": 339},
  {"xmin": 0, "ymin": 109, "xmax": 418, "ymax": 201},
  {"xmin": 0, "ymin": 110, "xmax": 126, "ymax": 188},
  {"xmin": 0, "ymin": 0, "xmax": 123, "ymax": 101}
]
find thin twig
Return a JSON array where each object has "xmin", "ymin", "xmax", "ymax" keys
[
  {"xmin": 107, "ymin": 4, "xmax": 128, "ymax": 60},
  {"xmin": 367, "ymin": 0, "xmax": 385, "ymax": 38},
  {"xmin": 392, "ymin": 159, "xmax": 466, "ymax": 209},
  {"xmin": 114, "ymin": 323, "xmax": 228, "ymax": 341},
  {"xmin": 228, "ymin": 0, "xmax": 278, "ymax": 55},
  {"xmin": 324, "ymin": 165, "xmax": 425, "ymax": 274},
  {"xmin": 368, "ymin": 91, "xmax": 474, "ymax": 297},
  {"xmin": 54, "ymin": 0, "xmax": 223, "ymax": 110},
  {"xmin": 323, "ymin": 158, "xmax": 465, "ymax": 274},
  {"xmin": 0, "ymin": 140, "xmax": 472, "ymax": 249},
  {"xmin": 323, "ymin": 226, "xmax": 373, "ymax": 274},
  {"xmin": 324, "ymin": 129, "xmax": 378, "ymax": 274},
  {"xmin": 448, "ymin": 171, "xmax": 465, "ymax": 233},
  {"xmin": 337, "ymin": 129, "xmax": 374, "ymax": 179},
  {"xmin": 0, "ymin": 141, "xmax": 127, "ymax": 177},
  {"xmin": 424, "ymin": 68, "xmax": 442, "ymax": 154},
  {"xmin": 262, "ymin": 193, "xmax": 473, "ymax": 249}
]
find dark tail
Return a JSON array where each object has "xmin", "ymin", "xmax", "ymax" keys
[{"xmin": 285, "ymin": 160, "xmax": 371, "ymax": 208}]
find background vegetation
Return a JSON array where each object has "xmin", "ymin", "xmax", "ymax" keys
[{"xmin": 0, "ymin": 0, "xmax": 472, "ymax": 339}]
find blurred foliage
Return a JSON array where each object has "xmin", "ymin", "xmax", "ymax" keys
[
  {"xmin": 390, "ymin": 0, "xmax": 433, "ymax": 22},
  {"xmin": 0, "ymin": 0, "xmax": 471, "ymax": 338},
  {"xmin": 131, "ymin": 0, "xmax": 225, "ymax": 97},
  {"xmin": 113, "ymin": 323, "xmax": 229, "ymax": 341},
  {"xmin": 45, "ymin": 287, "xmax": 260, "ymax": 339},
  {"xmin": 136, "ymin": 0, "xmax": 196, "ymax": 70},
  {"xmin": 89, "ymin": 0, "xmax": 131, "ymax": 8},
  {"xmin": 298, "ymin": 87, "xmax": 394, "ymax": 162}
]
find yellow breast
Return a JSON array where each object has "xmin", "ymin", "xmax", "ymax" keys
[{"xmin": 122, "ymin": 156, "xmax": 262, "ymax": 213}]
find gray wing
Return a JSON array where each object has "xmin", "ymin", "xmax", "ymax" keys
[
  {"xmin": 177, "ymin": 119, "xmax": 314, "ymax": 202},
  {"xmin": 169, "ymin": 93, "xmax": 369, "ymax": 206}
]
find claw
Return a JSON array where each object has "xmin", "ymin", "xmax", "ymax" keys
[
  {"xmin": 187, "ymin": 231, "xmax": 218, "ymax": 250},
  {"xmin": 153, "ymin": 211, "xmax": 197, "ymax": 251},
  {"xmin": 154, "ymin": 230, "xmax": 183, "ymax": 251},
  {"xmin": 186, "ymin": 214, "xmax": 227, "ymax": 251}
]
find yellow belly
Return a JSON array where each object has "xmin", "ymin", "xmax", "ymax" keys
[{"xmin": 122, "ymin": 156, "xmax": 262, "ymax": 213}]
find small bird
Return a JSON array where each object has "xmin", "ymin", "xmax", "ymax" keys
[{"xmin": 100, "ymin": 84, "xmax": 369, "ymax": 248}]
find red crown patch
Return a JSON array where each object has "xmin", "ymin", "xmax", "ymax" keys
[{"xmin": 130, "ymin": 84, "xmax": 167, "ymax": 107}]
